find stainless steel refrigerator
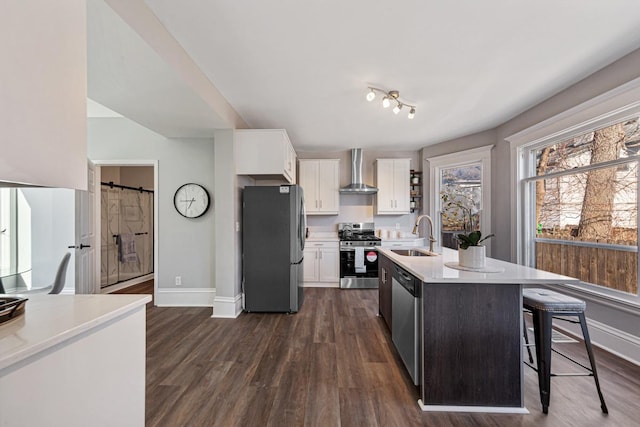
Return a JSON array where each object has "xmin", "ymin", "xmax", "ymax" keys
[{"xmin": 242, "ymin": 185, "xmax": 306, "ymax": 312}]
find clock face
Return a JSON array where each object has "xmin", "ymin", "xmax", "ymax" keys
[{"xmin": 174, "ymin": 183, "xmax": 210, "ymax": 218}]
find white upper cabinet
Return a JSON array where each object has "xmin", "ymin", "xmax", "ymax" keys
[
  {"xmin": 298, "ymin": 159, "xmax": 339, "ymax": 215},
  {"xmin": 235, "ymin": 129, "xmax": 297, "ymax": 183},
  {"xmin": 375, "ymin": 159, "xmax": 411, "ymax": 214},
  {"xmin": 1, "ymin": 0, "xmax": 87, "ymax": 189}
]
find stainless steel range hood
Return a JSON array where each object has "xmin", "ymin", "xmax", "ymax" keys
[{"xmin": 340, "ymin": 148, "xmax": 378, "ymax": 194}]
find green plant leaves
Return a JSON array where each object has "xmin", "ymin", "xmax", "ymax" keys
[{"xmin": 455, "ymin": 231, "xmax": 495, "ymax": 249}]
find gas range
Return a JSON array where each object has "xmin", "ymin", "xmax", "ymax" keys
[
  {"xmin": 338, "ymin": 222, "xmax": 381, "ymax": 249},
  {"xmin": 338, "ymin": 222, "xmax": 381, "ymax": 289}
]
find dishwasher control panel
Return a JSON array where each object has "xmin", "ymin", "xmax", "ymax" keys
[{"xmin": 393, "ymin": 265, "xmax": 420, "ymax": 297}]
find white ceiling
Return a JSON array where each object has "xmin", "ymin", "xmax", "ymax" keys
[
  {"xmin": 97, "ymin": 1, "xmax": 640, "ymax": 150},
  {"xmin": 87, "ymin": 0, "xmax": 230, "ymax": 137}
]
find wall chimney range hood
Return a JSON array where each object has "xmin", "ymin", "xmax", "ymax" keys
[{"xmin": 340, "ymin": 148, "xmax": 378, "ymax": 194}]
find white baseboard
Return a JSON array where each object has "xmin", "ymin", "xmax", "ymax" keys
[
  {"xmin": 418, "ymin": 400, "xmax": 529, "ymax": 414},
  {"xmin": 554, "ymin": 318, "xmax": 640, "ymax": 367},
  {"xmin": 212, "ymin": 294, "xmax": 243, "ymax": 318},
  {"xmin": 155, "ymin": 287, "xmax": 215, "ymax": 307},
  {"xmin": 303, "ymin": 282, "xmax": 339, "ymax": 288}
]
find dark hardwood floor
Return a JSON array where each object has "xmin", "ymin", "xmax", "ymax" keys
[
  {"xmin": 112, "ymin": 280, "xmax": 154, "ymax": 307},
  {"xmin": 143, "ymin": 288, "xmax": 640, "ymax": 426}
]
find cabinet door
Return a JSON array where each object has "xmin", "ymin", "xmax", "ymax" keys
[
  {"xmin": 393, "ymin": 159, "xmax": 411, "ymax": 213},
  {"xmin": 378, "ymin": 254, "xmax": 393, "ymax": 330},
  {"xmin": 318, "ymin": 247, "xmax": 339, "ymax": 282},
  {"xmin": 298, "ymin": 161, "xmax": 319, "ymax": 213},
  {"xmin": 303, "ymin": 248, "xmax": 318, "ymax": 282},
  {"xmin": 376, "ymin": 159, "xmax": 396, "ymax": 214},
  {"xmin": 317, "ymin": 160, "xmax": 339, "ymax": 214},
  {"xmin": 286, "ymin": 144, "xmax": 297, "ymax": 184}
]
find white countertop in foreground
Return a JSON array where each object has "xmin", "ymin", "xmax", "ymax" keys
[
  {"xmin": 378, "ymin": 247, "xmax": 580, "ymax": 285},
  {"xmin": 0, "ymin": 294, "xmax": 151, "ymax": 371}
]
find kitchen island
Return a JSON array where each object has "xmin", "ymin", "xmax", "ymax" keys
[
  {"xmin": 0, "ymin": 293, "xmax": 151, "ymax": 426},
  {"xmin": 377, "ymin": 247, "xmax": 579, "ymax": 413}
]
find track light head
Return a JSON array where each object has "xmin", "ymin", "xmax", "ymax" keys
[
  {"xmin": 408, "ymin": 107, "xmax": 416, "ymax": 119},
  {"xmin": 366, "ymin": 89, "xmax": 376, "ymax": 102},
  {"xmin": 393, "ymin": 104, "xmax": 402, "ymax": 114},
  {"xmin": 382, "ymin": 96, "xmax": 390, "ymax": 108}
]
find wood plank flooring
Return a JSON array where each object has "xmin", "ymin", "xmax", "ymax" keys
[{"xmin": 144, "ymin": 288, "xmax": 640, "ymax": 426}]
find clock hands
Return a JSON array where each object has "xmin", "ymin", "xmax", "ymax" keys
[{"xmin": 179, "ymin": 198, "xmax": 196, "ymax": 209}]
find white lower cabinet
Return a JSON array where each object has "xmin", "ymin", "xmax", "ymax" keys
[{"xmin": 303, "ymin": 241, "xmax": 339, "ymax": 286}]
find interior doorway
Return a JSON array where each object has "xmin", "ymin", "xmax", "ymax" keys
[{"xmin": 93, "ymin": 161, "xmax": 158, "ymax": 297}]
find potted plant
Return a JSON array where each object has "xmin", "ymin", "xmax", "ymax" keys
[{"xmin": 441, "ymin": 191, "xmax": 494, "ymax": 268}]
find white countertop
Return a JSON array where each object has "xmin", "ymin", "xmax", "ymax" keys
[
  {"xmin": 378, "ymin": 247, "xmax": 580, "ymax": 285},
  {"xmin": 0, "ymin": 294, "xmax": 151, "ymax": 371}
]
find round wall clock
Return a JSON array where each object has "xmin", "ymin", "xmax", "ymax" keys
[{"xmin": 174, "ymin": 183, "xmax": 210, "ymax": 218}]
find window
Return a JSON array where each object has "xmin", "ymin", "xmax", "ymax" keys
[
  {"xmin": 0, "ymin": 188, "xmax": 32, "ymax": 288},
  {"xmin": 427, "ymin": 145, "xmax": 493, "ymax": 253},
  {"xmin": 519, "ymin": 116, "xmax": 640, "ymax": 298}
]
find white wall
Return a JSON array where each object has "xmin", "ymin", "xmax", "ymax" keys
[
  {"xmin": 88, "ymin": 117, "xmax": 215, "ymax": 306},
  {"xmin": 0, "ymin": 0, "xmax": 87, "ymax": 189}
]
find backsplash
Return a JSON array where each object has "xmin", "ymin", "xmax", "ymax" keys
[{"xmin": 306, "ymin": 194, "xmax": 418, "ymax": 234}]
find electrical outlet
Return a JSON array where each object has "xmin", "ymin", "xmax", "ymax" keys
[
  {"xmin": 395, "ymin": 223, "xmax": 400, "ymax": 229},
  {"xmin": 175, "ymin": 276, "xmax": 182, "ymax": 286},
  {"xmin": 236, "ymin": 221, "xmax": 240, "ymax": 232}
]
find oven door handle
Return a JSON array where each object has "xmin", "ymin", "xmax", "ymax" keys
[{"xmin": 340, "ymin": 246, "xmax": 379, "ymax": 251}]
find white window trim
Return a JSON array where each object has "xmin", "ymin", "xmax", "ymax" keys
[
  {"xmin": 426, "ymin": 145, "xmax": 494, "ymax": 256},
  {"xmin": 506, "ymin": 75, "xmax": 640, "ymax": 306}
]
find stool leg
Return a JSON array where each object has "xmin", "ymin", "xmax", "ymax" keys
[
  {"xmin": 532, "ymin": 309, "xmax": 553, "ymax": 414},
  {"xmin": 578, "ymin": 312, "xmax": 608, "ymax": 414},
  {"xmin": 523, "ymin": 316, "xmax": 534, "ymax": 363}
]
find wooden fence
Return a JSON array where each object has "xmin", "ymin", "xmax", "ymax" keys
[{"xmin": 536, "ymin": 240, "xmax": 638, "ymax": 295}]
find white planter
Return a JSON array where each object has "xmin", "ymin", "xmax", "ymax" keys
[{"xmin": 458, "ymin": 246, "xmax": 486, "ymax": 269}]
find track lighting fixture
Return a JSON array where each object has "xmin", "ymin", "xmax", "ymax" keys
[{"xmin": 366, "ymin": 87, "xmax": 416, "ymax": 119}]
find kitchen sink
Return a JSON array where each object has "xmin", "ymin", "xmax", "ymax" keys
[{"xmin": 390, "ymin": 249, "xmax": 438, "ymax": 257}]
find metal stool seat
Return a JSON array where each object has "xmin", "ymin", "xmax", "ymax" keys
[{"xmin": 523, "ymin": 288, "xmax": 608, "ymax": 414}]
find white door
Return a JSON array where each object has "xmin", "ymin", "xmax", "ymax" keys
[
  {"xmin": 318, "ymin": 247, "xmax": 339, "ymax": 282},
  {"xmin": 393, "ymin": 159, "xmax": 411, "ymax": 213},
  {"xmin": 376, "ymin": 159, "xmax": 395, "ymax": 213},
  {"xmin": 317, "ymin": 160, "xmax": 339, "ymax": 214},
  {"xmin": 73, "ymin": 160, "xmax": 98, "ymax": 294},
  {"xmin": 299, "ymin": 160, "xmax": 319, "ymax": 212},
  {"xmin": 303, "ymin": 248, "xmax": 318, "ymax": 282}
]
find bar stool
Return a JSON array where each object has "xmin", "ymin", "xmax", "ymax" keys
[{"xmin": 522, "ymin": 288, "xmax": 608, "ymax": 414}]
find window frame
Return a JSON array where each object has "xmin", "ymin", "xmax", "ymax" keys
[
  {"xmin": 508, "ymin": 76, "xmax": 640, "ymax": 307},
  {"xmin": 427, "ymin": 144, "xmax": 494, "ymax": 256}
]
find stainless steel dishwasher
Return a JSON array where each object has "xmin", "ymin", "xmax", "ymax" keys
[{"xmin": 391, "ymin": 264, "xmax": 421, "ymax": 385}]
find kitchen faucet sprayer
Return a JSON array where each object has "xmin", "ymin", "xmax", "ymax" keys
[{"xmin": 412, "ymin": 215, "xmax": 436, "ymax": 253}]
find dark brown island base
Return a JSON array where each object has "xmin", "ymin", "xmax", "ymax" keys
[{"xmin": 378, "ymin": 247, "xmax": 579, "ymax": 413}]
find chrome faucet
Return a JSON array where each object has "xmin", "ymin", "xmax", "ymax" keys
[{"xmin": 412, "ymin": 214, "xmax": 436, "ymax": 253}]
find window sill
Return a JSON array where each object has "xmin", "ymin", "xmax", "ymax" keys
[{"xmin": 546, "ymin": 282, "xmax": 640, "ymax": 316}]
